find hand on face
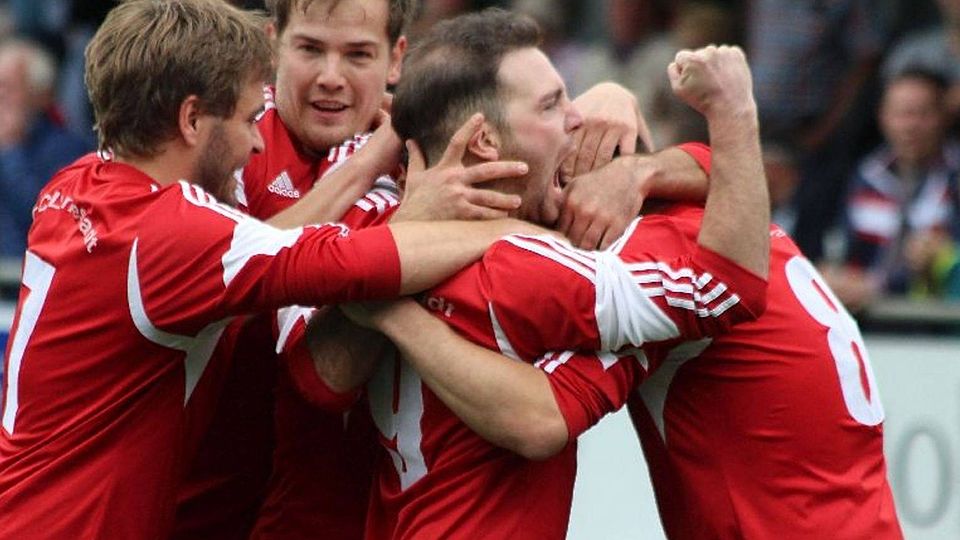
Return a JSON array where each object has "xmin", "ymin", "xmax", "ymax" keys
[
  {"xmin": 557, "ymin": 157, "xmax": 645, "ymax": 250},
  {"xmin": 391, "ymin": 113, "xmax": 529, "ymax": 222},
  {"xmin": 668, "ymin": 44, "xmax": 755, "ymax": 121},
  {"xmin": 562, "ymin": 82, "xmax": 654, "ymax": 178}
]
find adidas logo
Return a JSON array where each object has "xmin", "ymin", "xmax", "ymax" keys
[{"xmin": 267, "ymin": 171, "xmax": 301, "ymax": 199}]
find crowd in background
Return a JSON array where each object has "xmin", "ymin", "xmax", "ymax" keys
[{"xmin": 1, "ymin": 0, "xmax": 959, "ymax": 313}]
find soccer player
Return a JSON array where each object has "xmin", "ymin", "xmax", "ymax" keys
[
  {"xmin": 315, "ymin": 10, "xmax": 772, "ymax": 539},
  {"xmin": 349, "ymin": 13, "xmax": 903, "ymax": 540},
  {"xmin": 177, "ymin": 1, "xmax": 708, "ymax": 539},
  {"xmin": 0, "ymin": 1, "xmax": 542, "ymax": 538}
]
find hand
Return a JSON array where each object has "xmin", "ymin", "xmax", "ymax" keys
[
  {"xmin": 354, "ymin": 109, "xmax": 403, "ymax": 178},
  {"xmin": 904, "ymin": 230, "xmax": 950, "ymax": 274},
  {"xmin": 557, "ymin": 157, "xmax": 646, "ymax": 250},
  {"xmin": 391, "ymin": 113, "xmax": 528, "ymax": 222},
  {"xmin": 563, "ymin": 82, "xmax": 653, "ymax": 179},
  {"xmin": 668, "ymin": 45, "xmax": 755, "ymax": 120},
  {"xmin": 339, "ymin": 298, "xmax": 418, "ymax": 333}
]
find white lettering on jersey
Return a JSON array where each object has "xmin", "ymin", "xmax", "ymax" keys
[
  {"xmin": 267, "ymin": 171, "xmax": 301, "ymax": 199},
  {"xmin": 127, "ymin": 239, "xmax": 230, "ymax": 404},
  {"xmin": 32, "ymin": 190, "xmax": 100, "ymax": 253}
]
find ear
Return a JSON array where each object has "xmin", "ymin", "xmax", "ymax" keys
[
  {"xmin": 178, "ymin": 95, "xmax": 205, "ymax": 148},
  {"xmin": 466, "ymin": 121, "xmax": 501, "ymax": 162},
  {"xmin": 386, "ymin": 36, "xmax": 407, "ymax": 86},
  {"xmin": 265, "ymin": 21, "xmax": 278, "ymax": 41}
]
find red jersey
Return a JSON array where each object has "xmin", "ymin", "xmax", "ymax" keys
[
  {"xmin": 364, "ymin": 210, "xmax": 767, "ymax": 540},
  {"xmin": 175, "ymin": 84, "xmax": 396, "ymax": 540},
  {"xmin": 0, "ymin": 153, "xmax": 401, "ymax": 539},
  {"xmin": 251, "ymin": 189, "xmax": 399, "ymax": 540},
  {"xmin": 552, "ymin": 208, "xmax": 903, "ymax": 539}
]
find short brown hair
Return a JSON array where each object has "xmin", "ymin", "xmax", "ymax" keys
[
  {"xmin": 265, "ymin": 0, "xmax": 418, "ymax": 44},
  {"xmin": 392, "ymin": 8, "xmax": 541, "ymax": 165},
  {"xmin": 85, "ymin": 0, "xmax": 273, "ymax": 158}
]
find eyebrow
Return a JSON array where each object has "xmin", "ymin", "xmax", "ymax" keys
[
  {"xmin": 288, "ymin": 33, "xmax": 378, "ymax": 49},
  {"xmin": 539, "ymin": 87, "xmax": 563, "ymax": 106}
]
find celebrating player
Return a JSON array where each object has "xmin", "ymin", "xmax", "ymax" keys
[
  {"xmin": 348, "ymin": 10, "xmax": 903, "ymax": 540},
  {"xmin": 310, "ymin": 9, "xmax": 772, "ymax": 539},
  {"xmin": 0, "ymin": 1, "xmax": 543, "ymax": 537}
]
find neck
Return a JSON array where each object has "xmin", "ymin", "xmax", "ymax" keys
[{"xmin": 114, "ymin": 145, "xmax": 195, "ymax": 187}]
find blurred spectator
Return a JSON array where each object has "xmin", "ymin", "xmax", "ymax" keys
[
  {"xmin": 883, "ymin": 0, "xmax": 960, "ymax": 123},
  {"xmin": 558, "ymin": 0, "xmax": 671, "ymax": 101},
  {"xmin": 510, "ymin": 0, "xmax": 588, "ymax": 101},
  {"xmin": 0, "ymin": 39, "xmax": 90, "ymax": 258},
  {"xmin": 748, "ymin": 0, "xmax": 884, "ymax": 262},
  {"xmin": 823, "ymin": 69, "xmax": 960, "ymax": 310},
  {"xmin": 643, "ymin": 1, "xmax": 736, "ymax": 146},
  {"xmin": 406, "ymin": 0, "xmax": 473, "ymax": 43}
]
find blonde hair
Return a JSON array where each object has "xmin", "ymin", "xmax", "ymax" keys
[{"xmin": 85, "ymin": 0, "xmax": 273, "ymax": 158}]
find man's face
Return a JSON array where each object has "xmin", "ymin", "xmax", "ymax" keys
[
  {"xmin": 880, "ymin": 78, "xmax": 945, "ymax": 166},
  {"xmin": 196, "ymin": 79, "xmax": 266, "ymax": 205},
  {"xmin": 273, "ymin": 0, "xmax": 405, "ymax": 155},
  {"xmin": 495, "ymin": 47, "xmax": 582, "ymax": 227}
]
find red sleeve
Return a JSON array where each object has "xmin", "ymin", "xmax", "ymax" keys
[
  {"xmin": 479, "ymin": 219, "xmax": 765, "ymax": 357},
  {"xmin": 137, "ymin": 183, "xmax": 401, "ymax": 334},
  {"xmin": 540, "ymin": 350, "xmax": 648, "ymax": 439},
  {"xmin": 676, "ymin": 142, "xmax": 711, "ymax": 175}
]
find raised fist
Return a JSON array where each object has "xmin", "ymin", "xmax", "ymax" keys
[{"xmin": 667, "ymin": 45, "xmax": 755, "ymax": 120}]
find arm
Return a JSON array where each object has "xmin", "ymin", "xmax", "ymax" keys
[
  {"xmin": 672, "ymin": 45, "xmax": 770, "ymax": 279},
  {"xmin": 563, "ymin": 81, "xmax": 654, "ymax": 178},
  {"xmin": 342, "ymin": 299, "xmax": 568, "ymax": 460},
  {"xmin": 557, "ymin": 144, "xmax": 710, "ymax": 249}
]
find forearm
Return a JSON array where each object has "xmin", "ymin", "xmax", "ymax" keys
[
  {"xmin": 376, "ymin": 300, "xmax": 568, "ymax": 459},
  {"xmin": 388, "ymin": 219, "xmax": 545, "ymax": 295},
  {"xmin": 697, "ymin": 108, "xmax": 770, "ymax": 279},
  {"xmin": 621, "ymin": 146, "xmax": 709, "ymax": 204},
  {"xmin": 267, "ymin": 151, "xmax": 381, "ymax": 228},
  {"xmin": 306, "ymin": 307, "xmax": 386, "ymax": 393}
]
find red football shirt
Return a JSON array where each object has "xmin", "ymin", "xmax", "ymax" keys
[
  {"xmin": 176, "ymin": 85, "xmax": 396, "ymax": 540},
  {"xmin": 551, "ymin": 207, "xmax": 903, "ymax": 539},
  {"xmin": 363, "ymin": 209, "xmax": 767, "ymax": 539},
  {"xmin": 0, "ymin": 153, "xmax": 401, "ymax": 538}
]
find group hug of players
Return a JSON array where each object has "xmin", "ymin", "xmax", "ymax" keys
[{"xmin": 0, "ymin": 0, "xmax": 904, "ymax": 538}]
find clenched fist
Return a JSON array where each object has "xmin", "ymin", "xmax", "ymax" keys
[{"xmin": 668, "ymin": 45, "xmax": 755, "ymax": 121}]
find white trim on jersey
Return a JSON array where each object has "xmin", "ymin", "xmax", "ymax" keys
[
  {"xmin": 488, "ymin": 302, "xmax": 521, "ymax": 361},
  {"xmin": 233, "ymin": 169, "xmax": 248, "ymax": 209},
  {"xmin": 637, "ymin": 338, "xmax": 712, "ymax": 443},
  {"xmin": 503, "ymin": 235, "xmax": 597, "ymax": 283},
  {"xmin": 606, "ymin": 216, "xmax": 643, "ymax": 255},
  {"xmin": 353, "ymin": 176, "xmax": 399, "ymax": 212},
  {"xmin": 127, "ymin": 239, "xmax": 230, "ymax": 405},
  {"xmin": 593, "ymin": 249, "xmax": 681, "ymax": 350},
  {"xmin": 535, "ymin": 351, "xmax": 574, "ymax": 374},
  {"xmin": 221, "ymin": 218, "xmax": 303, "ymax": 288},
  {"xmin": 276, "ymin": 305, "xmax": 315, "ymax": 354}
]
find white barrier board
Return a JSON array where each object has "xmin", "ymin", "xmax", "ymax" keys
[{"xmin": 569, "ymin": 334, "xmax": 960, "ymax": 539}]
